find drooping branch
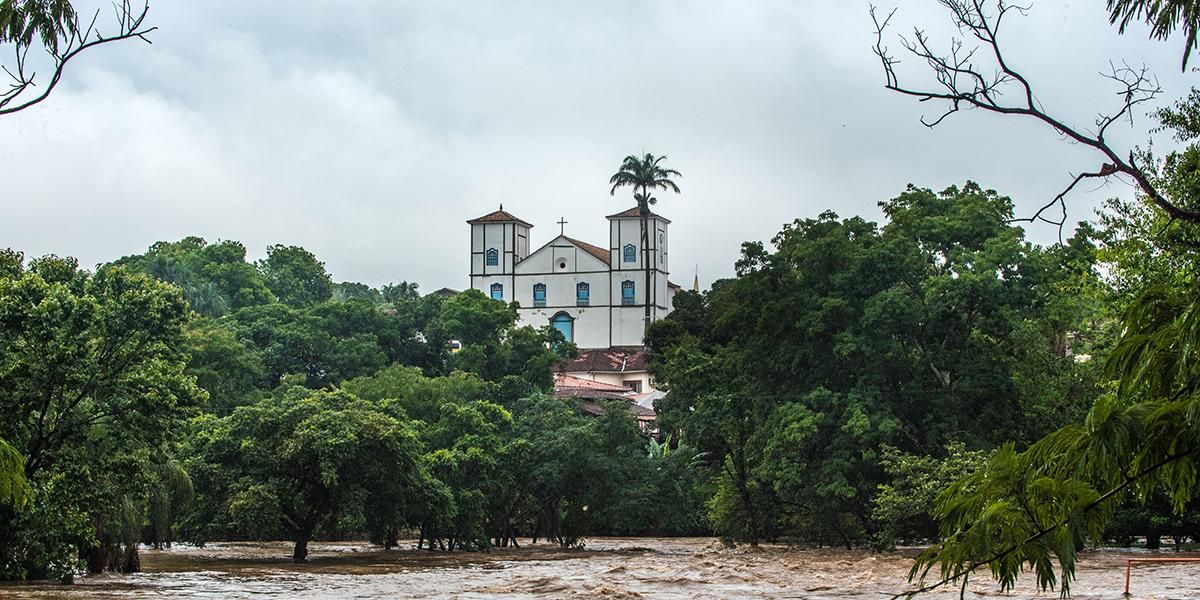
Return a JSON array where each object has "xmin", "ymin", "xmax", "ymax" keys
[
  {"xmin": 889, "ymin": 444, "xmax": 1200, "ymax": 599},
  {"xmin": 0, "ymin": 0, "xmax": 155, "ymax": 116},
  {"xmin": 870, "ymin": 1, "xmax": 1200, "ymax": 226}
]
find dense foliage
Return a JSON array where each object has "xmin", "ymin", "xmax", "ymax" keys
[
  {"xmin": 3, "ymin": 161, "xmax": 1192, "ymax": 582},
  {"xmin": 648, "ymin": 183, "xmax": 1106, "ymax": 547}
]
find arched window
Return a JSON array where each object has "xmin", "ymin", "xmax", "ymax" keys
[
  {"xmin": 551, "ymin": 312, "xmax": 574, "ymax": 343},
  {"xmin": 621, "ymin": 280, "xmax": 635, "ymax": 305},
  {"xmin": 485, "ymin": 248, "xmax": 498, "ymax": 266},
  {"xmin": 576, "ymin": 282, "xmax": 590, "ymax": 306},
  {"xmin": 490, "ymin": 283, "xmax": 503, "ymax": 300},
  {"xmin": 532, "ymin": 283, "xmax": 546, "ymax": 307},
  {"xmin": 623, "ymin": 243, "xmax": 636, "ymax": 263}
]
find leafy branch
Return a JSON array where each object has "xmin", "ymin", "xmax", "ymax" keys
[{"xmin": 1, "ymin": 0, "xmax": 155, "ymax": 116}]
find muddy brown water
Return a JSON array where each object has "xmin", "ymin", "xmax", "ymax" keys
[{"xmin": 0, "ymin": 538, "xmax": 1195, "ymax": 599}]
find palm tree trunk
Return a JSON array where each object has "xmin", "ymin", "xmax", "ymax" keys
[{"xmin": 639, "ymin": 189, "xmax": 651, "ymax": 340}]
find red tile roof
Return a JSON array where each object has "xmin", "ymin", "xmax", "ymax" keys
[
  {"xmin": 553, "ymin": 373, "xmax": 634, "ymax": 401},
  {"xmin": 575, "ymin": 400, "xmax": 657, "ymax": 420},
  {"xmin": 556, "ymin": 348, "xmax": 648, "ymax": 373},
  {"xmin": 563, "ymin": 236, "xmax": 611, "ymax": 266},
  {"xmin": 605, "ymin": 207, "xmax": 671, "ymax": 224},
  {"xmin": 467, "ymin": 209, "xmax": 533, "ymax": 227},
  {"xmin": 554, "ymin": 373, "xmax": 632, "ymax": 392}
]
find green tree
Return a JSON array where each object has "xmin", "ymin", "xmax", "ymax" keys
[
  {"xmin": 257, "ymin": 245, "xmax": 333, "ymax": 309},
  {"xmin": 0, "ymin": 0, "xmax": 154, "ymax": 116},
  {"xmin": 0, "ymin": 253, "xmax": 201, "ymax": 579},
  {"xmin": 1106, "ymin": 0, "xmax": 1200, "ymax": 69},
  {"xmin": 186, "ymin": 386, "xmax": 426, "ymax": 562},
  {"xmin": 439, "ymin": 289, "xmax": 573, "ymax": 387},
  {"xmin": 648, "ymin": 183, "xmax": 1100, "ymax": 548},
  {"xmin": 609, "ymin": 153, "xmax": 682, "ymax": 332}
]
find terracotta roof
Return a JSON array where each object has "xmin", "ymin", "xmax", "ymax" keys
[
  {"xmin": 628, "ymin": 403, "xmax": 656, "ymax": 418},
  {"xmin": 575, "ymin": 399, "xmax": 657, "ymax": 420},
  {"xmin": 553, "ymin": 373, "xmax": 634, "ymax": 401},
  {"xmin": 563, "ymin": 236, "xmax": 611, "ymax": 266},
  {"xmin": 431, "ymin": 287, "xmax": 460, "ymax": 297},
  {"xmin": 556, "ymin": 348, "xmax": 648, "ymax": 374},
  {"xmin": 467, "ymin": 209, "xmax": 533, "ymax": 227},
  {"xmin": 605, "ymin": 207, "xmax": 672, "ymax": 224},
  {"xmin": 554, "ymin": 373, "xmax": 632, "ymax": 392}
]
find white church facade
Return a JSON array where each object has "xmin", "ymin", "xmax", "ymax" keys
[{"xmin": 467, "ymin": 207, "xmax": 679, "ymax": 349}]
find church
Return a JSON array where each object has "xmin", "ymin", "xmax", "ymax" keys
[
  {"xmin": 467, "ymin": 206, "xmax": 680, "ymax": 403},
  {"xmin": 467, "ymin": 206, "xmax": 679, "ymax": 348}
]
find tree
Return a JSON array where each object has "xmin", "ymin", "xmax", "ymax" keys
[
  {"xmin": 869, "ymin": 2, "xmax": 1200, "ymax": 596},
  {"xmin": 0, "ymin": 0, "xmax": 155, "ymax": 116},
  {"xmin": 647, "ymin": 182, "xmax": 1101, "ymax": 549},
  {"xmin": 1106, "ymin": 0, "xmax": 1200, "ymax": 69},
  {"xmin": 115, "ymin": 237, "xmax": 275, "ymax": 317},
  {"xmin": 609, "ymin": 153, "xmax": 682, "ymax": 334},
  {"xmin": 0, "ymin": 253, "xmax": 201, "ymax": 579},
  {"xmin": 186, "ymin": 386, "xmax": 426, "ymax": 562},
  {"xmin": 871, "ymin": 1, "xmax": 1200, "ymax": 230},
  {"xmin": 256, "ymin": 245, "xmax": 333, "ymax": 309}
]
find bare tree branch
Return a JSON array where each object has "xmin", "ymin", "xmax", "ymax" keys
[
  {"xmin": 0, "ymin": 0, "xmax": 155, "ymax": 116},
  {"xmin": 870, "ymin": 1, "xmax": 1200, "ymax": 225}
]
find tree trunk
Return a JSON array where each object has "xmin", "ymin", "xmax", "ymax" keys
[
  {"xmin": 732, "ymin": 453, "xmax": 759, "ymax": 546},
  {"xmin": 121, "ymin": 545, "xmax": 141, "ymax": 573},
  {"xmin": 293, "ymin": 536, "xmax": 310, "ymax": 562},
  {"xmin": 640, "ymin": 200, "xmax": 652, "ymax": 340}
]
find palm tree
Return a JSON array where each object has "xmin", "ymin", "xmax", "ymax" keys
[{"xmin": 609, "ymin": 153, "xmax": 681, "ymax": 333}]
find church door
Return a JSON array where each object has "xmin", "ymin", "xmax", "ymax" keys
[{"xmin": 551, "ymin": 313, "xmax": 573, "ymax": 343}]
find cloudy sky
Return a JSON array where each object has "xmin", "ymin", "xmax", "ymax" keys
[{"xmin": 1, "ymin": 1, "xmax": 1191, "ymax": 291}]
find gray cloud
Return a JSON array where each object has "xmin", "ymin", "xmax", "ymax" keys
[{"xmin": 1, "ymin": 1, "xmax": 1190, "ymax": 290}]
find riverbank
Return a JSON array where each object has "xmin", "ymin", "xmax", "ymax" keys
[{"xmin": 0, "ymin": 538, "xmax": 1195, "ymax": 599}]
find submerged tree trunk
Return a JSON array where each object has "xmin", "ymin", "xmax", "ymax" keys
[{"xmin": 293, "ymin": 536, "xmax": 310, "ymax": 563}]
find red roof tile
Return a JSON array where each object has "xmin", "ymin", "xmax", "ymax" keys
[
  {"xmin": 574, "ymin": 400, "xmax": 657, "ymax": 420},
  {"xmin": 467, "ymin": 209, "xmax": 533, "ymax": 227},
  {"xmin": 605, "ymin": 207, "xmax": 671, "ymax": 224},
  {"xmin": 563, "ymin": 236, "xmax": 611, "ymax": 266},
  {"xmin": 554, "ymin": 374, "xmax": 632, "ymax": 392},
  {"xmin": 556, "ymin": 348, "xmax": 648, "ymax": 373}
]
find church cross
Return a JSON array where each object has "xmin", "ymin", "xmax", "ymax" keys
[{"xmin": 557, "ymin": 217, "xmax": 568, "ymax": 236}]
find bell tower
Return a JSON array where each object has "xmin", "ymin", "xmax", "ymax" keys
[{"xmin": 467, "ymin": 206, "xmax": 532, "ymax": 302}]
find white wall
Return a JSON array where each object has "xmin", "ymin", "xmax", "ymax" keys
[{"xmin": 469, "ymin": 217, "xmax": 674, "ymax": 350}]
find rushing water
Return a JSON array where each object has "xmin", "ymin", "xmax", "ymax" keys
[{"xmin": 0, "ymin": 538, "xmax": 1196, "ymax": 599}]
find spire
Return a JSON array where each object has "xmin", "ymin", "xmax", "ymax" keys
[{"xmin": 693, "ymin": 265, "xmax": 699, "ymax": 292}]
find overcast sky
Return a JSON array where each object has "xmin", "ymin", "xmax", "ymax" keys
[{"xmin": 1, "ymin": 1, "xmax": 1191, "ymax": 291}]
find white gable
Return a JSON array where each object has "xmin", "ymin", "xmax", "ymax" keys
[{"xmin": 515, "ymin": 235, "xmax": 609, "ymax": 274}]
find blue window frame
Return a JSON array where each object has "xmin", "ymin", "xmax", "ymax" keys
[
  {"xmin": 623, "ymin": 244, "xmax": 636, "ymax": 263},
  {"xmin": 486, "ymin": 248, "xmax": 498, "ymax": 266},
  {"xmin": 533, "ymin": 283, "xmax": 546, "ymax": 307},
  {"xmin": 490, "ymin": 283, "xmax": 503, "ymax": 300},
  {"xmin": 551, "ymin": 312, "xmax": 573, "ymax": 343},
  {"xmin": 622, "ymin": 280, "xmax": 635, "ymax": 305},
  {"xmin": 576, "ymin": 282, "xmax": 589, "ymax": 306}
]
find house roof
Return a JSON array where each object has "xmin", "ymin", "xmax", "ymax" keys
[
  {"xmin": 563, "ymin": 236, "xmax": 611, "ymax": 265},
  {"xmin": 575, "ymin": 400, "xmax": 657, "ymax": 421},
  {"xmin": 467, "ymin": 209, "xmax": 534, "ymax": 227},
  {"xmin": 556, "ymin": 348, "xmax": 649, "ymax": 374},
  {"xmin": 553, "ymin": 373, "xmax": 634, "ymax": 401},
  {"xmin": 606, "ymin": 207, "xmax": 672, "ymax": 224},
  {"xmin": 554, "ymin": 373, "xmax": 633, "ymax": 392},
  {"xmin": 667, "ymin": 281, "xmax": 682, "ymax": 290},
  {"xmin": 431, "ymin": 287, "xmax": 460, "ymax": 297}
]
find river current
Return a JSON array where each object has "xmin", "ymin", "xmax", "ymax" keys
[{"xmin": 0, "ymin": 538, "xmax": 1195, "ymax": 599}]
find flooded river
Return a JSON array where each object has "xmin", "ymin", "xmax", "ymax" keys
[{"xmin": 0, "ymin": 538, "xmax": 1195, "ymax": 599}]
